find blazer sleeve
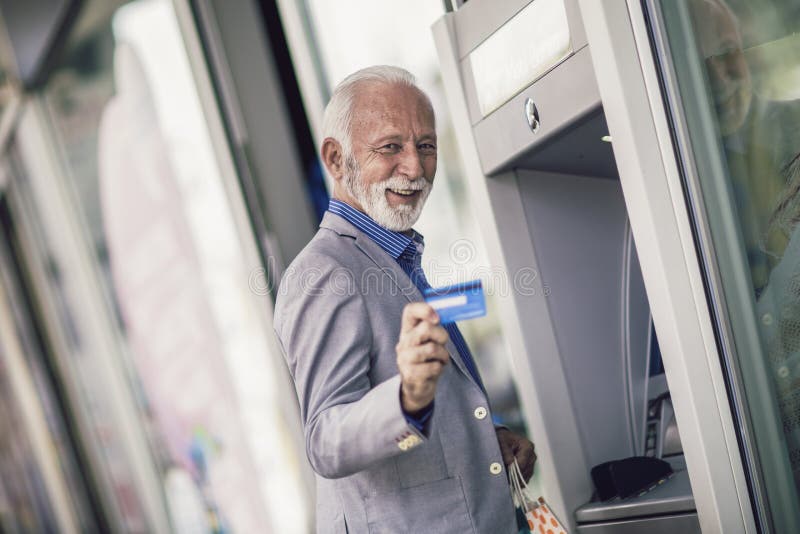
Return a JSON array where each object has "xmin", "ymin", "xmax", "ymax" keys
[{"xmin": 275, "ymin": 254, "xmax": 426, "ymax": 479}]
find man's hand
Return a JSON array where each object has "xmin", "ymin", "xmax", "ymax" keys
[
  {"xmin": 496, "ymin": 428, "xmax": 537, "ymax": 480},
  {"xmin": 396, "ymin": 302, "xmax": 450, "ymax": 414}
]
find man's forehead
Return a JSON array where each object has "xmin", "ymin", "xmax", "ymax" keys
[
  {"xmin": 694, "ymin": 1, "xmax": 741, "ymax": 57},
  {"xmin": 351, "ymin": 82, "xmax": 434, "ymax": 124}
]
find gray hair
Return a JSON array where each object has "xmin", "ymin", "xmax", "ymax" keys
[{"xmin": 322, "ymin": 65, "xmax": 432, "ymax": 157}]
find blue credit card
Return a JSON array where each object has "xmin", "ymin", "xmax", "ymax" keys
[{"xmin": 423, "ymin": 279, "xmax": 486, "ymax": 324}]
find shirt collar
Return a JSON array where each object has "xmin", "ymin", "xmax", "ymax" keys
[{"xmin": 327, "ymin": 198, "xmax": 422, "ymax": 260}]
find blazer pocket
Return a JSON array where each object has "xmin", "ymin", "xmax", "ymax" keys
[
  {"xmin": 395, "ymin": 427, "xmax": 448, "ymax": 488},
  {"xmin": 364, "ymin": 477, "xmax": 475, "ymax": 534}
]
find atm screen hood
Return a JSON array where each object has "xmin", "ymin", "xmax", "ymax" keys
[{"xmin": 455, "ymin": 0, "xmax": 618, "ymax": 178}]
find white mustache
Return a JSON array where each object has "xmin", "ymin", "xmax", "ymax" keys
[{"xmin": 381, "ymin": 176, "xmax": 430, "ymax": 191}]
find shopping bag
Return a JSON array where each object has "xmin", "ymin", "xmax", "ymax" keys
[{"xmin": 509, "ymin": 459, "xmax": 569, "ymax": 534}]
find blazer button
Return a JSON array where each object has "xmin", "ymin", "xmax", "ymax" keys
[
  {"xmin": 474, "ymin": 406, "xmax": 488, "ymax": 420},
  {"xmin": 489, "ymin": 462, "xmax": 503, "ymax": 475}
]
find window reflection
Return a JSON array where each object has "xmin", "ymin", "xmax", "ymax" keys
[{"xmin": 689, "ymin": 0, "xmax": 800, "ymax": 491}]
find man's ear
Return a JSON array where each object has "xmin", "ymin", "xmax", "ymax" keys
[{"xmin": 321, "ymin": 138, "xmax": 345, "ymax": 182}]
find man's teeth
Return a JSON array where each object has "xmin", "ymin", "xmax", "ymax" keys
[{"xmin": 389, "ymin": 188, "xmax": 417, "ymax": 196}]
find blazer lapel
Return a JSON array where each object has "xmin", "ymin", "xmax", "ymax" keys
[{"xmin": 319, "ymin": 212, "xmax": 473, "ymax": 383}]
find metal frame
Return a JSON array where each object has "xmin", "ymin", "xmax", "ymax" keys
[
  {"xmin": 0, "ymin": 85, "xmax": 23, "ymax": 160},
  {"xmin": 577, "ymin": 0, "xmax": 757, "ymax": 531},
  {"xmin": 641, "ymin": 1, "xmax": 800, "ymax": 530},
  {"xmin": 641, "ymin": 1, "xmax": 773, "ymax": 529},
  {"xmin": 0, "ymin": 224, "xmax": 80, "ymax": 534},
  {"xmin": 191, "ymin": 0, "xmax": 317, "ymax": 274},
  {"xmin": 12, "ymin": 99, "xmax": 173, "ymax": 534},
  {"xmin": 0, "ymin": 0, "xmax": 84, "ymax": 89},
  {"xmin": 173, "ymin": 0, "xmax": 315, "ymax": 524},
  {"xmin": 273, "ymin": 0, "xmax": 330, "ymax": 151},
  {"xmin": 272, "ymin": 0, "xmax": 336, "ymax": 196},
  {"xmin": 4, "ymin": 155, "xmax": 117, "ymax": 532},
  {"xmin": 2, "ymin": 57, "xmax": 128, "ymax": 534}
]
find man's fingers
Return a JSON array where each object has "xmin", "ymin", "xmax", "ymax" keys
[
  {"xmin": 517, "ymin": 444, "xmax": 537, "ymax": 481},
  {"xmin": 397, "ymin": 345, "xmax": 448, "ymax": 376},
  {"xmin": 404, "ymin": 361, "xmax": 447, "ymax": 390},
  {"xmin": 408, "ymin": 321, "xmax": 450, "ymax": 346},
  {"xmin": 499, "ymin": 445, "xmax": 515, "ymax": 467},
  {"xmin": 496, "ymin": 429, "xmax": 537, "ymax": 479},
  {"xmin": 399, "ymin": 343, "xmax": 448, "ymax": 367},
  {"xmin": 417, "ymin": 342, "xmax": 449, "ymax": 364},
  {"xmin": 496, "ymin": 429, "xmax": 515, "ymax": 466},
  {"xmin": 396, "ymin": 312, "xmax": 449, "ymax": 412},
  {"xmin": 521, "ymin": 457, "xmax": 536, "ymax": 481},
  {"xmin": 417, "ymin": 360, "xmax": 447, "ymax": 379},
  {"xmin": 401, "ymin": 302, "xmax": 439, "ymax": 333}
]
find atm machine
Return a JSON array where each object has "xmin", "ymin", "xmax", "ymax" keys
[{"xmin": 433, "ymin": 1, "xmax": 699, "ymax": 531}]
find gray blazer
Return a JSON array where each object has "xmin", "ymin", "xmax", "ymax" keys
[{"xmin": 274, "ymin": 212, "xmax": 516, "ymax": 533}]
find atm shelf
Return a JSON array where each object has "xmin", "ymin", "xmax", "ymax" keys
[{"xmin": 575, "ymin": 463, "xmax": 695, "ymax": 523}]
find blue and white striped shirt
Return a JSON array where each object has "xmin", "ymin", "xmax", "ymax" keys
[{"xmin": 327, "ymin": 199, "xmax": 485, "ymax": 430}]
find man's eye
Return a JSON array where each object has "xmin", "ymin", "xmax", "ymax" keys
[
  {"xmin": 379, "ymin": 144, "xmax": 401, "ymax": 152},
  {"xmin": 418, "ymin": 143, "xmax": 437, "ymax": 154}
]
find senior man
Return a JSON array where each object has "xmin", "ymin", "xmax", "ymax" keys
[{"xmin": 274, "ymin": 65, "xmax": 535, "ymax": 533}]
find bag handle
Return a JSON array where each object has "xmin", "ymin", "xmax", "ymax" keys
[{"xmin": 509, "ymin": 458, "xmax": 536, "ymax": 512}]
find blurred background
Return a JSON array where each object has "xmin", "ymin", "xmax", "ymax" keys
[{"xmin": 0, "ymin": 0, "xmax": 526, "ymax": 532}]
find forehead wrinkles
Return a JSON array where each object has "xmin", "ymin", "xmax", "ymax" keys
[{"xmin": 350, "ymin": 84, "xmax": 434, "ymax": 140}]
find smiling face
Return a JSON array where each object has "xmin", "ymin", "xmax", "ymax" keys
[
  {"xmin": 322, "ymin": 81, "xmax": 437, "ymax": 231},
  {"xmin": 696, "ymin": 0, "xmax": 752, "ymax": 135}
]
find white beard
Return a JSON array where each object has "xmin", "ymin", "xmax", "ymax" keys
[{"xmin": 343, "ymin": 155, "xmax": 432, "ymax": 231}]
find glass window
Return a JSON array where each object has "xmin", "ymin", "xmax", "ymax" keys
[
  {"xmin": 0, "ymin": 361, "xmax": 59, "ymax": 533},
  {"xmin": 6, "ymin": 140, "xmax": 149, "ymax": 531},
  {"xmin": 7, "ymin": 0, "xmax": 311, "ymax": 532},
  {"xmin": 0, "ymin": 198, "xmax": 90, "ymax": 533},
  {"xmin": 652, "ymin": 0, "xmax": 800, "ymax": 529}
]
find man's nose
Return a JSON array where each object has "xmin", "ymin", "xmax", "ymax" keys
[
  {"xmin": 397, "ymin": 146, "xmax": 424, "ymax": 178},
  {"xmin": 708, "ymin": 55, "xmax": 731, "ymax": 84}
]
